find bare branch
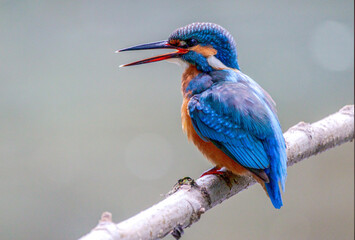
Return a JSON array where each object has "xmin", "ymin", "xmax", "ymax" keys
[{"xmin": 79, "ymin": 105, "xmax": 354, "ymax": 240}]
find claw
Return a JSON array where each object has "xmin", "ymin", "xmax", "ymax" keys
[{"xmin": 200, "ymin": 166, "xmax": 227, "ymax": 178}]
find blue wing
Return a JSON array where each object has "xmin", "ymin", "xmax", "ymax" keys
[
  {"xmin": 187, "ymin": 70, "xmax": 287, "ymax": 208},
  {"xmin": 188, "ymin": 80, "xmax": 274, "ymax": 170}
]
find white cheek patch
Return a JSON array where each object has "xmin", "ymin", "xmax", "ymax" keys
[{"xmin": 207, "ymin": 55, "xmax": 229, "ymax": 70}]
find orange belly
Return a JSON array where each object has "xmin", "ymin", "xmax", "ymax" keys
[{"xmin": 181, "ymin": 98, "xmax": 249, "ymax": 177}]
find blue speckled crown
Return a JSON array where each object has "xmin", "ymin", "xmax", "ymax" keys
[{"xmin": 169, "ymin": 22, "xmax": 239, "ymax": 70}]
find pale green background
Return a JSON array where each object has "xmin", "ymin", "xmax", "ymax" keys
[{"xmin": 0, "ymin": 1, "xmax": 353, "ymax": 239}]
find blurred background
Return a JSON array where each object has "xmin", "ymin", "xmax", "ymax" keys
[{"xmin": 0, "ymin": 1, "xmax": 353, "ymax": 239}]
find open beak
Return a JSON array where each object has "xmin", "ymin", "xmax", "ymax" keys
[{"xmin": 117, "ymin": 40, "xmax": 188, "ymax": 67}]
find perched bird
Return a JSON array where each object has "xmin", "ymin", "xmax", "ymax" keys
[{"xmin": 118, "ymin": 22, "xmax": 287, "ymax": 209}]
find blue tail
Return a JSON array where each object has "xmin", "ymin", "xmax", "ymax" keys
[
  {"xmin": 264, "ymin": 135, "xmax": 287, "ymax": 209},
  {"xmin": 265, "ymin": 172, "xmax": 283, "ymax": 209}
]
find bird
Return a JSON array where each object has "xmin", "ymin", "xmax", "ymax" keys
[{"xmin": 118, "ymin": 22, "xmax": 287, "ymax": 209}]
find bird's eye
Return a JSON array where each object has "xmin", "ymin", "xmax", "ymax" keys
[{"xmin": 186, "ymin": 38, "xmax": 198, "ymax": 47}]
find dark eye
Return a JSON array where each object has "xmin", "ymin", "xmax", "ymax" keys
[{"xmin": 186, "ymin": 38, "xmax": 198, "ymax": 47}]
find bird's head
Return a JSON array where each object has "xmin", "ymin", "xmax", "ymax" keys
[{"xmin": 118, "ymin": 22, "xmax": 239, "ymax": 73}]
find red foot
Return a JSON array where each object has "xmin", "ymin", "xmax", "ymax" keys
[{"xmin": 200, "ymin": 166, "xmax": 227, "ymax": 178}]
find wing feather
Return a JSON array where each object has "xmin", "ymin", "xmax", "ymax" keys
[{"xmin": 188, "ymin": 81, "xmax": 276, "ymax": 170}]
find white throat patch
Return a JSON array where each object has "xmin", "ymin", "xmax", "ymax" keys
[
  {"xmin": 167, "ymin": 55, "xmax": 232, "ymax": 71},
  {"xmin": 166, "ymin": 58, "xmax": 189, "ymax": 69}
]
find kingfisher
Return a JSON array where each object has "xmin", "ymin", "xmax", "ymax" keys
[{"xmin": 118, "ymin": 22, "xmax": 287, "ymax": 209}]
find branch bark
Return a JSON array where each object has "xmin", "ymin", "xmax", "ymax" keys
[{"xmin": 79, "ymin": 105, "xmax": 354, "ymax": 240}]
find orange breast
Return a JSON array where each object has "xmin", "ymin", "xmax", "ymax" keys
[{"xmin": 180, "ymin": 65, "xmax": 249, "ymax": 177}]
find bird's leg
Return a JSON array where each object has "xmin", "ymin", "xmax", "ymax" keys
[{"xmin": 200, "ymin": 166, "xmax": 227, "ymax": 178}]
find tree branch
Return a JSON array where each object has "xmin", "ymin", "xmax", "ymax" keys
[{"xmin": 79, "ymin": 105, "xmax": 354, "ymax": 240}]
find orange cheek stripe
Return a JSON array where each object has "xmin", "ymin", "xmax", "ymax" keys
[{"xmin": 190, "ymin": 45, "xmax": 217, "ymax": 57}]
